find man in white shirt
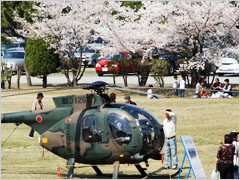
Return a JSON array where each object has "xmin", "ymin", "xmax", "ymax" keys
[{"xmin": 162, "ymin": 109, "xmax": 178, "ymax": 169}]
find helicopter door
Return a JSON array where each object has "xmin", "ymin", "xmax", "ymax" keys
[{"xmin": 82, "ymin": 115, "xmax": 102, "ymax": 143}]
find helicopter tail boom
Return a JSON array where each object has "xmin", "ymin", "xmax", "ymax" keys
[
  {"xmin": 1, "ymin": 107, "xmax": 73, "ymax": 134},
  {"xmin": 1, "ymin": 110, "xmax": 34, "ymax": 124}
]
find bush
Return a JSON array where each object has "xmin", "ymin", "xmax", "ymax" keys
[{"xmin": 25, "ymin": 38, "xmax": 60, "ymax": 88}]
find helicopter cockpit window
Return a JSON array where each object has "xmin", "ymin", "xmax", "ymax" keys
[
  {"xmin": 82, "ymin": 115, "xmax": 101, "ymax": 143},
  {"xmin": 107, "ymin": 113, "xmax": 132, "ymax": 145},
  {"xmin": 84, "ymin": 116, "xmax": 96, "ymax": 127},
  {"xmin": 106, "ymin": 103, "xmax": 164, "ymax": 152}
]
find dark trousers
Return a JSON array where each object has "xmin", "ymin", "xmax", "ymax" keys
[
  {"xmin": 29, "ymin": 128, "xmax": 35, "ymax": 137},
  {"xmin": 218, "ymin": 163, "xmax": 234, "ymax": 179}
]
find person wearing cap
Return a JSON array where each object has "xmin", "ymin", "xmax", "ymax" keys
[
  {"xmin": 124, "ymin": 95, "xmax": 137, "ymax": 105},
  {"xmin": 230, "ymin": 131, "xmax": 239, "ymax": 179},
  {"xmin": 162, "ymin": 109, "xmax": 178, "ymax": 169},
  {"xmin": 29, "ymin": 92, "xmax": 44, "ymax": 138}
]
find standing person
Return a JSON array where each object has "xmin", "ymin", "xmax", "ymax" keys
[
  {"xmin": 147, "ymin": 85, "xmax": 154, "ymax": 99},
  {"xmin": 29, "ymin": 92, "xmax": 44, "ymax": 138},
  {"xmin": 211, "ymin": 78, "xmax": 222, "ymax": 94},
  {"xmin": 230, "ymin": 131, "xmax": 239, "ymax": 179},
  {"xmin": 216, "ymin": 134, "xmax": 235, "ymax": 179},
  {"xmin": 195, "ymin": 80, "xmax": 202, "ymax": 98},
  {"xmin": 179, "ymin": 76, "xmax": 185, "ymax": 99},
  {"xmin": 173, "ymin": 75, "xmax": 179, "ymax": 96},
  {"xmin": 124, "ymin": 95, "xmax": 137, "ymax": 105},
  {"xmin": 109, "ymin": 92, "xmax": 116, "ymax": 103},
  {"xmin": 162, "ymin": 109, "xmax": 178, "ymax": 169}
]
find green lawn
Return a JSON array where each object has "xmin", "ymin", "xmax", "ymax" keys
[{"xmin": 1, "ymin": 88, "xmax": 239, "ymax": 179}]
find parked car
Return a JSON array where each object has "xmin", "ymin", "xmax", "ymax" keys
[
  {"xmin": 158, "ymin": 54, "xmax": 184, "ymax": 74},
  {"xmin": 216, "ymin": 55, "xmax": 239, "ymax": 76},
  {"xmin": 74, "ymin": 47, "xmax": 101, "ymax": 67},
  {"xmin": 1, "ymin": 50, "xmax": 25, "ymax": 72},
  {"xmin": 95, "ymin": 52, "xmax": 139, "ymax": 76}
]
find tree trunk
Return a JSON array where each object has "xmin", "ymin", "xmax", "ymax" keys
[
  {"xmin": 72, "ymin": 71, "xmax": 78, "ymax": 87},
  {"xmin": 123, "ymin": 75, "xmax": 128, "ymax": 87},
  {"xmin": 190, "ymin": 69, "xmax": 199, "ymax": 88},
  {"xmin": 17, "ymin": 66, "xmax": 22, "ymax": 89},
  {"xmin": 138, "ymin": 65, "xmax": 150, "ymax": 86},
  {"xmin": 1, "ymin": 80, "xmax": 5, "ymax": 89},
  {"xmin": 42, "ymin": 75, "xmax": 47, "ymax": 88},
  {"xmin": 25, "ymin": 70, "xmax": 32, "ymax": 86},
  {"xmin": 113, "ymin": 74, "xmax": 116, "ymax": 85},
  {"xmin": 7, "ymin": 78, "xmax": 11, "ymax": 89},
  {"xmin": 17, "ymin": 76, "xmax": 20, "ymax": 89},
  {"xmin": 160, "ymin": 76, "xmax": 164, "ymax": 87}
]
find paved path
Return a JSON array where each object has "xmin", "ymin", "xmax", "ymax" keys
[{"xmin": 11, "ymin": 69, "xmax": 239, "ymax": 86}]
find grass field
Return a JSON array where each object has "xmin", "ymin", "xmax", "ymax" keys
[{"xmin": 1, "ymin": 87, "xmax": 239, "ymax": 179}]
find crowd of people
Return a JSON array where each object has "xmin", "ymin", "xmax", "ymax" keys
[
  {"xmin": 171, "ymin": 75, "xmax": 234, "ymax": 99},
  {"xmin": 194, "ymin": 77, "xmax": 233, "ymax": 98}
]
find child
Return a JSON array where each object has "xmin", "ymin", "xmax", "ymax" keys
[{"xmin": 200, "ymin": 85, "xmax": 208, "ymax": 98}]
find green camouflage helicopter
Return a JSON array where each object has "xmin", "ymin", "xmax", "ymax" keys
[{"xmin": 1, "ymin": 81, "xmax": 168, "ymax": 178}]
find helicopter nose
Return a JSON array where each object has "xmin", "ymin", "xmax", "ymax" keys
[{"xmin": 1, "ymin": 115, "xmax": 4, "ymax": 122}]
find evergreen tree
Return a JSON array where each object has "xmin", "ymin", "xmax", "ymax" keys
[
  {"xmin": 25, "ymin": 38, "xmax": 60, "ymax": 88},
  {"xmin": 1, "ymin": 1, "xmax": 34, "ymax": 43}
]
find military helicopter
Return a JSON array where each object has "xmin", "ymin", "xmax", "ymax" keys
[{"xmin": 1, "ymin": 81, "xmax": 168, "ymax": 178}]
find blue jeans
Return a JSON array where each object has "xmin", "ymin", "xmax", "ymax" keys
[
  {"xmin": 173, "ymin": 88, "xmax": 178, "ymax": 96},
  {"xmin": 180, "ymin": 89, "xmax": 184, "ymax": 98},
  {"xmin": 196, "ymin": 92, "xmax": 201, "ymax": 98},
  {"xmin": 165, "ymin": 137, "xmax": 178, "ymax": 168}
]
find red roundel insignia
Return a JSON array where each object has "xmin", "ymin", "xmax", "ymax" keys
[{"xmin": 36, "ymin": 116, "xmax": 43, "ymax": 123}]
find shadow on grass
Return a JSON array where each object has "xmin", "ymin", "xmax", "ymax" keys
[{"xmin": 1, "ymin": 166, "xmax": 191, "ymax": 179}]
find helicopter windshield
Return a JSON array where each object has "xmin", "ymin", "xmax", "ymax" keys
[
  {"xmin": 105, "ymin": 103, "xmax": 164, "ymax": 153},
  {"xmin": 107, "ymin": 112, "xmax": 132, "ymax": 145}
]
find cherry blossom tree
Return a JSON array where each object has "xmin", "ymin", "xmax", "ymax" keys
[
  {"xmin": 158, "ymin": 1, "xmax": 239, "ymax": 87},
  {"xmin": 95, "ymin": 1, "xmax": 171, "ymax": 86},
  {"xmin": 15, "ymin": 1, "xmax": 238, "ymax": 88},
  {"xmin": 15, "ymin": 1, "xmax": 104, "ymax": 87}
]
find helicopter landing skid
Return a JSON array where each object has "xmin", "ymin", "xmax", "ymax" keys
[
  {"xmin": 92, "ymin": 166, "xmax": 104, "ymax": 176},
  {"xmin": 135, "ymin": 164, "xmax": 148, "ymax": 177}
]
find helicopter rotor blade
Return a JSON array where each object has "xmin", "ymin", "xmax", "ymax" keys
[{"xmin": 106, "ymin": 86, "xmax": 169, "ymax": 98}]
